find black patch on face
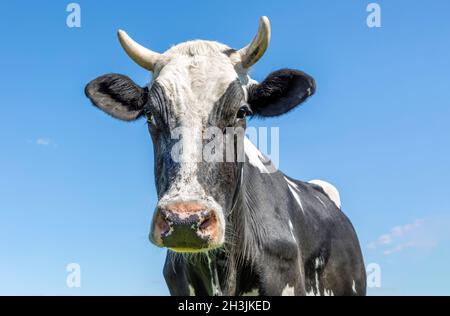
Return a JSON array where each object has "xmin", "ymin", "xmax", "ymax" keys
[
  {"xmin": 144, "ymin": 82, "xmax": 177, "ymax": 198},
  {"xmin": 145, "ymin": 81, "xmax": 174, "ymax": 132},
  {"xmin": 197, "ymin": 80, "xmax": 247, "ymax": 215},
  {"xmin": 208, "ymin": 80, "xmax": 246, "ymax": 129}
]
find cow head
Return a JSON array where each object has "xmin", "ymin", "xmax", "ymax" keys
[{"xmin": 85, "ymin": 17, "xmax": 315, "ymax": 252}]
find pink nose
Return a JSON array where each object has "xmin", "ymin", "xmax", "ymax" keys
[{"xmin": 150, "ymin": 202, "xmax": 221, "ymax": 251}]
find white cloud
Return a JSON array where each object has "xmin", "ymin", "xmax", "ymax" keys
[
  {"xmin": 367, "ymin": 219, "xmax": 425, "ymax": 255},
  {"xmin": 383, "ymin": 241, "xmax": 416, "ymax": 256},
  {"xmin": 369, "ymin": 215, "xmax": 450, "ymax": 257},
  {"xmin": 383, "ymin": 240, "xmax": 438, "ymax": 256},
  {"xmin": 36, "ymin": 138, "xmax": 51, "ymax": 146}
]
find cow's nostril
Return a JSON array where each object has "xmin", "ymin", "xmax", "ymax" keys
[
  {"xmin": 199, "ymin": 212, "xmax": 215, "ymax": 230},
  {"xmin": 160, "ymin": 219, "xmax": 170, "ymax": 236},
  {"xmin": 157, "ymin": 210, "xmax": 171, "ymax": 236}
]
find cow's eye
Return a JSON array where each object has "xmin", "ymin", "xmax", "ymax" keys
[
  {"xmin": 236, "ymin": 105, "xmax": 252, "ymax": 120},
  {"xmin": 147, "ymin": 113, "xmax": 158, "ymax": 127}
]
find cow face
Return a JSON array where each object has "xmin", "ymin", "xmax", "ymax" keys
[{"xmin": 85, "ymin": 17, "xmax": 315, "ymax": 252}]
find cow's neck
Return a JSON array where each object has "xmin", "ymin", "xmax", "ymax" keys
[
  {"xmin": 186, "ymin": 141, "xmax": 272, "ymax": 295},
  {"xmin": 194, "ymin": 162, "xmax": 263, "ymax": 295}
]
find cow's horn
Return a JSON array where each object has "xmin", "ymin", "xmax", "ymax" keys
[
  {"xmin": 117, "ymin": 30, "xmax": 161, "ymax": 71},
  {"xmin": 238, "ymin": 16, "xmax": 271, "ymax": 69}
]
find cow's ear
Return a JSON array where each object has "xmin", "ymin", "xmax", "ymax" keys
[
  {"xmin": 85, "ymin": 74, "xmax": 148, "ymax": 121},
  {"xmin": 247, "ymin": 69, "xmax": 316, "ymax": 117}
]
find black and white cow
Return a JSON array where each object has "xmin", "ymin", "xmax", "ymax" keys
[{"xmin": 85, "ymin": 17, "xmax": 366, "ymax": 296}]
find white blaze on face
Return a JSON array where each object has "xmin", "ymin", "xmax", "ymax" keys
[{"xmin": 152, "ymin": 41, "xmax": 251, "ymax": 243}]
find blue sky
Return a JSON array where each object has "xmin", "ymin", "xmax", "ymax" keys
[{"xmin": 1, "ymin": 0, "xmax": 450, "ymax": 295}]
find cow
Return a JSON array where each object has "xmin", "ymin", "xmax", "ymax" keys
[{"xmin": 85, "ymin": 16, "xmax": 366, "ymax": 296}]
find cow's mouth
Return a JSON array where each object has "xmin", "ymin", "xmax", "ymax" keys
[{"xmin": 150, "ymin": 202, "xmax": 224, "ymax": 252}]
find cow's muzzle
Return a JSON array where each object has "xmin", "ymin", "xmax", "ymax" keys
[{"xmin": 150, "ymin": 202, "xmax": 223, "ymax": 252}]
